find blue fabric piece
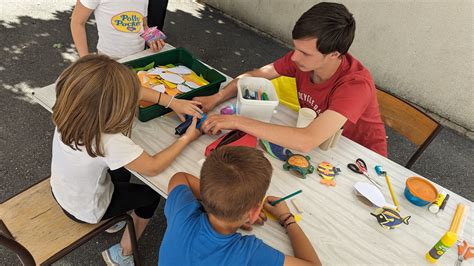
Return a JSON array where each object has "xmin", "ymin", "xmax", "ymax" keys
[
  {"xmin": 175, "ymin": 114, "xmax": 207, "ymax": 135},
  {"xmin": 159, "ymin": 185, "xmax": 285, "ymax": 266},
  {"xmin": 269, "ymin": 142, "xmax": 288, "ymax": 161},
  {"xmin": 260, "ymin": 140, "xmax": 288, "ymax": 161}
]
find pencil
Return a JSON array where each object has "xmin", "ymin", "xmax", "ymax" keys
[
  {"xmin": 271, "ymin": 189, "xmax": 303, "ymax": 206},
  {"xmin": 384, "ymin": 173, "xmax": 399, "ymax": 211},
  {"xmin": 449, "ymin": 203, "xmax": 465, "ymax": 234}
]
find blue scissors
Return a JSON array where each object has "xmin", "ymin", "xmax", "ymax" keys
[{"xmin": 348, "ymin": 158, "xmax": 383, "ymax": 188}]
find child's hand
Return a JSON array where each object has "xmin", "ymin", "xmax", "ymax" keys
[
  {"xmin": 192, "ymin": 93, "xmax": 221, "ymax": 113},
  {"xmin": 170, "ymin": 99, "xmax": 203, "ymax": 122},
  {"xmin": 240, "ymin": 210, "xmax": 267, "ymax": 231},
  {"xmin": 147, "ymin": 39, "xmax": 166, "ymax": 52},
  {"xmin": 263, "ymin": 196, "xmax": 291, "ymax": 222},
  {"xmin": 182, "ymin": 116, "xmax": 201, "ymax": 142}
]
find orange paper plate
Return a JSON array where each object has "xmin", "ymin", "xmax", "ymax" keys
[{"xmin": 406, "ymin": 176, "xmax": 438, "ymax": 202}]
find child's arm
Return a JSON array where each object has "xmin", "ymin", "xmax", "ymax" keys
[
  {"xmin": 264, "ymin": 196, "xmax": 321, "ymax": 266},
  {"xmin": 168, "ymin": 172, "xmax": 201, "ymax": 199},
  {"xmin": 140, "ymin": 87, "xmax": 203, "ymax": 120},
  {"xmin": 70, "ymin": 0, "xmax": 93, "ymax": 57},
  {"xmin": 125, "ymin": 117, "xmax": 201, "ymax": 176},
  {"xmin": 193, "ymin": 63, "xmax": 281, "ymax": 113}
]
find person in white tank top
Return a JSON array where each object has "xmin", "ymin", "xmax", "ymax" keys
[{"xmin": 51, "ymin": 54, "xmax": 203, "ymax": 264}]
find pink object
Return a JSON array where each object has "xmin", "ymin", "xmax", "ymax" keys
[
  {"xmin": 220, "ymin": 105, "xmax": 236, "ymax": 115},
  {"xmin": 140, "ymin": 27, "xmax": 167, "ymax": 42}
]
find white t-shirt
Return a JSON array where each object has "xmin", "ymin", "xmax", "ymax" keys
[
  {"xmin": 51, "ymin": 128, "xmax": 143, "ymax": 223},
  {"xmin": 80, "ymin": 0, "xmax": 148, "ymax": 59}
]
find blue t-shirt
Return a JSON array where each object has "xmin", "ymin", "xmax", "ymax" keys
[{"xmin": 159, "ymin": 185, "xmax": 285, "ymax": 266}]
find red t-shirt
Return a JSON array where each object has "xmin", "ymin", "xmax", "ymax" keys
[{"xmin": 273, "ymin": 51, "xmax": 387, "ymax": 157}]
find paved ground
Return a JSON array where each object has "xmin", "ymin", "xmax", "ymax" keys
[{"xmin": 0, "ymin": 1, "xmax": 472, "ymax": 265}]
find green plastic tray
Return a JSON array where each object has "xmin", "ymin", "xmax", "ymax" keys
[{"xmin": 123, "ymin": 48, "xmax": 226, "ymax": 122}]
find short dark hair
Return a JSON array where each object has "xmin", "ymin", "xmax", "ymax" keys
[
  {"xmin": 200, "ymin": 146, "xmax": 272, "ymax": 222},
  {"xmin": 292, "ymin": 2, "xmax": 356, "ymax": 55}
]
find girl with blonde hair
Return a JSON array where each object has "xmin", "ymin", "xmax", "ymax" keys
[{"xmin": 51, "ymin": 54, "xmax": 202, "ymax": 265}]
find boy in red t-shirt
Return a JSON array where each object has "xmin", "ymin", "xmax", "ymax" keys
[{"xmin": 197, "ymin": 2, "xmax": 387, "ymax": 156}]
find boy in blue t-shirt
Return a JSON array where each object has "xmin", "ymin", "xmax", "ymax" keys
[{"xmin": 159, "ymin": 146, "xmax": 321, "ymax": 266}]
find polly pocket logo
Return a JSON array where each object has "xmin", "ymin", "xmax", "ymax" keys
[{"xmin": 111, "ymin": 11, "xmax": 143, "ymax": 33}]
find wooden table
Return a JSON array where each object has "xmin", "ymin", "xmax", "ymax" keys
[{"xmin": 33, "ymin": 47, "xmax": 473, "ymax": 265}]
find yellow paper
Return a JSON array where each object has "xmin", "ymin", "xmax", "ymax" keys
[{"xmin": 263, "ymin": 209, "xmax": 301, "ymax": 223}]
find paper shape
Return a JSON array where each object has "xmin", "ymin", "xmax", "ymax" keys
[
  {"xmin": 371, "ymin": 207, "xmax": 410, "ymax": 229},
  {"xmin": 151, "ymin": 84, "xmax": 165, "ymax": 93},
  {"xmin": 176, "ymin": 84, "xmax": 192, "ymax": 93},
  {"xmin": 354, "ymin": 182, "xmax": 387, "ymax": 208},
  {"xmin": 137, "ymin": 71, "xmax": 151, "ymax": 89},
  {"xmin": 159, "ymin": 73, "xmax": 185, "ymax": 84},
  {"xmin": 263, "ymin": 209, "xmax": 301, "ymax": 222},
  {"xmin": 183, "ymin": 72, "xmax": 209, "ymax": 86},
  {"xmin": 162, "ymin": 80, "xmax": 177, "ymax": 89},
  {"xmin": 165, "ymin": 87, "xmax": 180, "ymax": 97},
  {"xmin": 147, "ymin": 67, "xmax": 165, "ymax": 75},
  {"xmin": 184, "ymin": 81, "xmax": 200, "ymax": 89},
  {"xmin": 166, "ymin": 65, "xmax": 193, "ymax": 75}
]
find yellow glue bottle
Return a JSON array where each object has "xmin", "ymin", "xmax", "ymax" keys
[
  {"xmin": 429, "ymin": 191, "xmax": 447, "ymax": 213},
  {"xmin": 425, "ymin": 231, "xmax": 457, "ymax": 263}
]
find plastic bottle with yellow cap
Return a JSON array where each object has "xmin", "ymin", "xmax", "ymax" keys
[{"xmin": 425, "ymin": 231, "xmax": 457, "ymax": 263}]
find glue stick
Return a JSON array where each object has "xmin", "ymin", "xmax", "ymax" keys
[
  {"xmin": 425, "ymin": 231, "xmax": 457, "ymax": 263},
  {"xmin": 429, "ymin": 191, "xmax": 447, "ymax": 213}
]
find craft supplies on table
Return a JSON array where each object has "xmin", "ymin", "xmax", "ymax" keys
[
  {"xmin": 283, "ymin": 150, "xmax": 314, "ymax": 178},
  {"xmin": 123, "ymin": 48, "xmax": 226, "ymax": 122},
  {"xmin": 426, "ymin": 231, "xmax": 458, "ymax": 263},
  {"xmin": 236, "ymin": 77, "xmax": 279, "ymax": 123},
  {"xmin": 374, "ymin": 165, "xmax": 399, "ymax": 211},
  {"xmin": 347, "ymin": 158, "xmax": 383, "ymax": 188},
  {"xmin": 204, "ymin": 130, "xmax": 257, "ymax": 157},
  {"xmin": 174, "ymin": 114, "xmax": 207, "ymax": 136},
  {"xmin": 354, "ymin": 182, "xmax": 391, "ymax": 208},
  {"xmin": 138, "ymin": 66, "xmax": 208, "ymax": 100},
  {"xmin": 317, "ymin": 162, "xmax": 340, "ymax": 186},
  {"xmin": 429, "ymin": 191, "xmax": 447, "ymax": 213},
  {"xmin": 260, "ymin": 140, "xmax": 287, "ymax": 161},
  {"xmin": 220, "ymin": 105, "xmax": 236, "ymax": 115},
  {"xmin": 426, "ymin": 203, "xmax": 467, "ymax": 263},
  {"xmin": 271, "ymin": 190, "xmax": 303, "ymax": 206},
  {"xmin": 404, "ymin": 176, "xmax": 438, "ymax": 206},
  {"xmin": 437, "ymin": 193, "xmax": 450, "ymax": 215},
  {"xmin": 456, "ymin": 240, "xmax": 474, "ymax": 266},
  {"xmin": 370, "ymin": 207, "xmax": 410, "ymax": 229},
  {"xmin": 449, "ymin": 204, "xmax": 466, "ymax": 234}
]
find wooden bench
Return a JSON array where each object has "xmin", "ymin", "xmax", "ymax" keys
[{"xmin": 0, "ymin": 177, "xmax": 139, "ymax": 265}]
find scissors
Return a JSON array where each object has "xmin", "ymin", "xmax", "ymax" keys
[
  {"xmin": 456, "ymin": 240, "xmax": 474, "ymax": 266},
  {"xmin": 347, "ymin": 158, "xmax": 383, "ymax": 188}
]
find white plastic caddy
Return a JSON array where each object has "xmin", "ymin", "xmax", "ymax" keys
[{"xmin": 236, "ymin": 77, "xmax": 279, "ymax": 123}]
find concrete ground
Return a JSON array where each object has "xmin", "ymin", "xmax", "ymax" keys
[{"xmin": 0, "ymin": 0, "xmax": 472, "ymax": 265}]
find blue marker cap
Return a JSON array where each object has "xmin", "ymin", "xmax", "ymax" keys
[{"xmin": 374, "ymin": 165, "xmax": 385, "ymax": 175}]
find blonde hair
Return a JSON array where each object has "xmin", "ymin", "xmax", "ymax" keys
[{"xmin": 52, "ymin": 55, "xmax": 140, "ymax": 157}]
